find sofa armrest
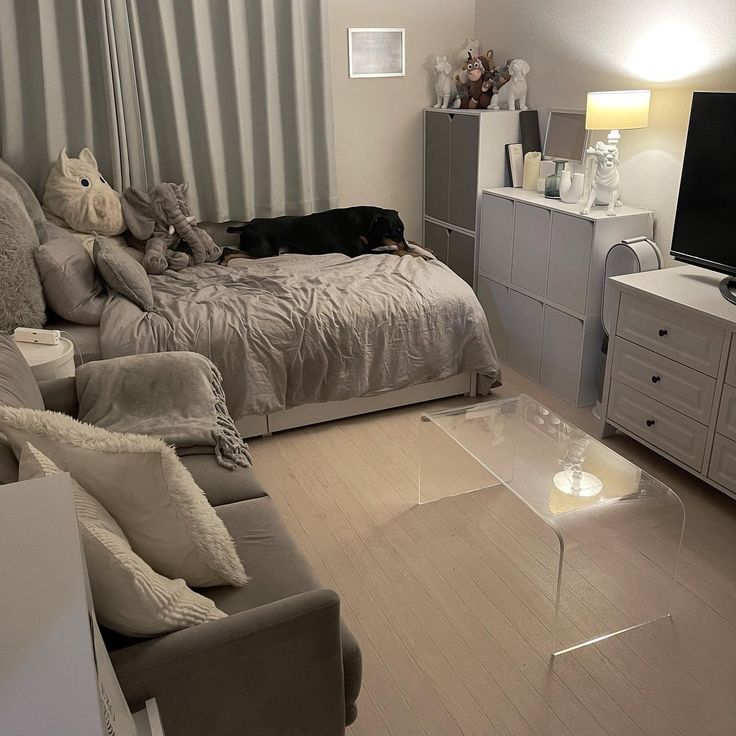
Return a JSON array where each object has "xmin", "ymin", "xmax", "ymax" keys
[
  {"xmin": 110, "ymin": 589, "xmax": 347, "ymax": 736},
  {"xmin": 38, "ymin": 377, "xmax": 78, "ymax": 416}
]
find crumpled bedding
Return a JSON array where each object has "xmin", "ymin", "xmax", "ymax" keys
[{"xmin": 98, "ymin": 253, "xmax": 501, "ymax": 420}]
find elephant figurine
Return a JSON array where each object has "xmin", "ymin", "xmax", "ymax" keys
[{"xmin": 121, "ymin": 182, "xmax": 222, "ymax": 274}]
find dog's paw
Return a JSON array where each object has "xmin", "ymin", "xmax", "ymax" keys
[{"xmin": 372, "ymin": 244, "xmax": 398, "ymax": 253}]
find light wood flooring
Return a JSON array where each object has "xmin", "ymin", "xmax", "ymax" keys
[{"xmin": 248, "ymin": 365, "xmax": 736, "ymax": 736}]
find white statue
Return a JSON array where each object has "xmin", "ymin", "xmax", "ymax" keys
[
  {"xmin": 580, "ymin": 141, "xmax": 623, "ymax": 216},
  {"xmin": 490, "ymin": 58, "xmax": 530, "ymax": 111},
  {"xmin": 433, "ymin": 56, "xmax": 453, "ymax": 109}
]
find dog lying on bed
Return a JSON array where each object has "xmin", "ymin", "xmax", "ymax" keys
[{"xmin": 225, "ymin": 206, "xmax": 429, "ymax": 259}]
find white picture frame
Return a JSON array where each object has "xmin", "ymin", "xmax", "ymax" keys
[{"xmin": 348, "ymin": 28, "xmax": 405, "ymax": 78}]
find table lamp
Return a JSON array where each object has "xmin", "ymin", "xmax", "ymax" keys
[
  {"xmin": 581, "ymin": 90, "xmax": 650, "ymax": 215},
  {"xmin": 586, "ymin": 89, "xmax": 650, "ymax": 146}
]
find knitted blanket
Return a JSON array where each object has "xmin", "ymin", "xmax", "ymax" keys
[{"xmin": 75, "ymin": 351, "xmax": 252, "ymax": 470}]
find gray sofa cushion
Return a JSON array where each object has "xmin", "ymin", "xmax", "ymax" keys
[
  {"xmin": 208, "ymin": 497, "xmax": 362, "ymax": 722},
  {"xmin": 35, "ymin": 232, "xmax": 106, "ymax": 325},
  {"xmin": 179, "ymin": 454, "xmax": 268, "ymax": 506},
  {"xmin": 0, "ymin": 334, "xmax": 44, "ymax": 483},
  {"xmin": 93, "ymin": 236, "xmax": 155, "ymax": 312}
]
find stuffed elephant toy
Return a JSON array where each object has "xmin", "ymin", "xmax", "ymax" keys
[{"xmin": 121, "ymin": 183, "xmax": 221, "ymax": 274}]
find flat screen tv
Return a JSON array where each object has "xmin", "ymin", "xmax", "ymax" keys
[{"xmin": 671, "ymin": 92, "xmax": 736, "ymax": 301}]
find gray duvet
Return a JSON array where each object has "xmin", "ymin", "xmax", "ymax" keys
[{"xmin": 99, "ymin": 253, "xmax": 500, "ymax": 420}]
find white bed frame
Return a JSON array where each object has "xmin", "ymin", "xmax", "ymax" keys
[{"xmin": 236, "ymin": 372, "xmax": 477, "ymax": 438}]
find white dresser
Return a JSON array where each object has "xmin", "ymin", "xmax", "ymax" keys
[
  {"xmin": 600, "ymin": 264, "xmax": 736, "ymax": 501},
  {"xmin": 478, "ymin": 187, "xmax": 652, "ymax": 406}
]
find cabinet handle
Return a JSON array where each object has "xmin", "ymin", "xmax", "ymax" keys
[
  {"xmin": 651, "ymin": 375, "xmax": 661, "ymax": 383},
  {"xmin": 646, "ymin": 419, "xmax": 656, "ymax": 427},
  {"xmin": 658, "ymin": 329, "xmax": 668, "ymax": 337}
]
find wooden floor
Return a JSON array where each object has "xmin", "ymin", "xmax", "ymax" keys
[{"xmin": 249, "ymin": 366, "xmax": 736, "ymax": 736}]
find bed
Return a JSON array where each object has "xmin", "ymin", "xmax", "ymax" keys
[{"xmin": 52, "ymin": 251, "xmax": 501, "ymax": 437}]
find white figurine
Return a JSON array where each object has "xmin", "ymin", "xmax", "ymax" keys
[
  {"xmin": 433, "ymin": 56, "xmax": 454, "ymax": 109},
  {"xmin": 580, "ymin": 141, "xmax": 623, "ymax": 216},
  {"xmin": 490, "ymin": 58, "xmax": 530, "ymax": 111}
]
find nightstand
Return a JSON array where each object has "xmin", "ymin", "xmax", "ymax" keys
[{"xmin": 14, "ymin": 336, "xmax": 75, "ymax": 381}]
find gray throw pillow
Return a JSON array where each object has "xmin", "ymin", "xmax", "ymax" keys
[
  {"xmin": 0, "ymin": 158, "xmax": 47, "ymax": 243},
  {"xmin": 0, "ymin": 333, "xmax": 44, "ymax": 483},
  {"xmin": 0, "ymin": 179, "xmax": 46, "ymax": 332},
  {"xmin": 93, "ymin": 236, "xmax": 156, "ymax": 312},
  {"xmin": 35, "ymin": 233, "xmax": 107, "ymax": 325}
]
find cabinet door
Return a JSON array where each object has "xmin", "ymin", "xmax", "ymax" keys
[
  {"xmin": 448, "ymin": 230, "xmax": 475, "ymax": 287},
  {"xmin": 477, "ymin": 276, "xmax": 508, "ymax": 361},
  {"xmin": 546, "ymin": 213, "xmax": 594, "ymax": 315},
  {"xmin": 424, "ymin": 219, "xmax": 448, "ymax": 264},
  {"xmin": 540, "ymin": 306, "xmax": 583, "ymax": 404},
  {"xmin": 448, "ymin": 114, "xmax": 479, "ymax": 231},
  {"xmin": 511, "ymin": 203, "xmax": 550, "ymax": 297},
  {"xmin": 424, "ymin": 112, "xmax": 450, "ymax": 222},
  {"xmin": 479, "ymin": 194, "xmax": 514, "ymax": 284},
  {"xmin": 506, "ymin": 289, "xmax": 544, "ymax": 381}
]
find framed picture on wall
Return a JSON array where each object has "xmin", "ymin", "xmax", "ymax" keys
[{"xmin": 348, "ymin": 28, "xmax": 405, "ymax": 78}]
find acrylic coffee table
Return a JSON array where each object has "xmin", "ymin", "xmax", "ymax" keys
[{"xmin": 419, "ymin": 394, "xmax": 685, "ymax": 657}]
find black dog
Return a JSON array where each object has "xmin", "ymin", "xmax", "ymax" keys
[{"xmin": 225, "ymin": 206, "xmax": 407, "ymax": 258}]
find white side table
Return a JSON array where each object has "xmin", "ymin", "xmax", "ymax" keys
[{"xmin": 14, "ymin": 337, "xmax": 75, "ymax": 381}]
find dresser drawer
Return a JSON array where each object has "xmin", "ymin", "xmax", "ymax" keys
[
  {"xmin": 708, "ymin": 434, "xmax": 736, "ymax": 494},
  {"xmin": 725, "ymin": 335, "xmax": 736, "ymax": 388},
  {"xmin": 608, "ymin": 381, "xmax": 707, "ymax": 471},
  {"xmin": 611, "ymin": 338, "xmax": 716, "ymax": 423},
  {"xmin": 616, "ymin": 293, "xmax": 724, "ymax": 377},
  {"xmin": 716, "ymin": 384, "xmax": 736, "ymax": 442}
]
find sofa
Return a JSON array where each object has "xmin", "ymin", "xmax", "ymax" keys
[{"xmin": 0, "ymin": 335, "xmax": 361, "ymax": 735}]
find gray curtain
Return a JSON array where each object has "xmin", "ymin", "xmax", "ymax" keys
[{"xmin": 0, "ymin": 0, "xmax": 337, "ymax": 220}]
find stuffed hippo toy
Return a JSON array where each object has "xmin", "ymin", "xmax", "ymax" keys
[
  {"xmin": 122, "ymin": 182, "xmax": 221, "ymax": 274},
  {"xmin": 43, "ymin": 148, "xmax": 126, "ymax": 236}
]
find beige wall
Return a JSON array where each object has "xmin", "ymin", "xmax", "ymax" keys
[
  {"xmin": 327, "ymin": 0, "xmax": 476, "ymax": 240},
  {"xmin": 474, "ymin": 0, "xmax": 736, "ymax": 258}
]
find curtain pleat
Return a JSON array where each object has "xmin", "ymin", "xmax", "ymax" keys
[{"xmin": 0, "ymin": 0, "xmax": 337, "ymax": 221}]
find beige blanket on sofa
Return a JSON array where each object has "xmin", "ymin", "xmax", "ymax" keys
[{"xmin": 97, "ymin": 253, "xmax": 501, "ymax": 420}]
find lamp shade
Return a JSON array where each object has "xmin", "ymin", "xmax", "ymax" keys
[{"xmin": 585, "ymin": 90, "xmax": 651, "ymax": 130}]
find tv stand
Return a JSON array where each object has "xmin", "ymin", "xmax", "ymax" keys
[
  {"xmin": 598, "ymin": 264, "xmax": 736, "ymax": 503},
  {"xmin": 720, "ymin": 276, "xmax": 736, "ymax": 306}
]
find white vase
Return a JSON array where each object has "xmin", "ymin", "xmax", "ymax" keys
[{"xmin": 560, "ymin": 171, "xmax": 584, "ymax": 204}]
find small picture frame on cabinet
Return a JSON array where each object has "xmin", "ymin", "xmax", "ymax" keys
[{"xmin": 506, "ymin": 143, "xmax": 524, "ymax": 187}]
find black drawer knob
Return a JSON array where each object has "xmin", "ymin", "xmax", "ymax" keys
[
  {"xmin": 646, "ymin": 419, "xmax": 656, "ymax": 427},
  {"xmin": 658, "ymin": 329, "xmax": 668, "ymax": 337},
  {"xmin": 651, "ymin": 375, "xmax": 661, "ymax": 383}
]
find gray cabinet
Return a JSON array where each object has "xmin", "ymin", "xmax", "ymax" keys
[
  {"xmin": 478, "ymin": 188, "xmax": 653, "ymax": 406},
  {"xmin": 423, "ymin": 109, "xmax": 520, "ymax": 288}
]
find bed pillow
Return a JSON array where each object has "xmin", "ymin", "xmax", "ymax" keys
[
  {"xmin": 93, "ymin": 235, "xmax": 155, "ymax": 312},
  {"xmin": 0, "ymin": 334, "xmax": 44, "ymax": 483},
  {"xmin": 19, "ymin": 443, "xmax": 227, "ymax": 637},
  {"xmin": 0, "ymin": 179, "xmax": 46, "ymax": 332},
  {"xmin": 35, "ymin": 231, "xmax": 107, "ymax": 325},
  {"xmin": 0, "ymin": 158, "xmax": 47, "ymax": 242},
  {"xmin": 0, "ymin": 404, "xmax": 248, "ymax": 588}
]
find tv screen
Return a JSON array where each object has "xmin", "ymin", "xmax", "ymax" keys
[{"xmin": 671, "ymin": 92, "xmax": 736, "ymax": 275}]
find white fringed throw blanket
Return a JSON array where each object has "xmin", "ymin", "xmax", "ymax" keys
[{"xmin": 76, "ymin": 351, "xmax": 252, "ymax": 470}]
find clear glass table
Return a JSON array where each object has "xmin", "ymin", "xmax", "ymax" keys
[{"xmin": 419, "ymin": 394, "xmax": 685, "ymax": 657}]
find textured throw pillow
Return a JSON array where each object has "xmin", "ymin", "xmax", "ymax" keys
[
  {"xmin": 0, "ymin": 158, "xmax": 47, "ymax": 243},
  {"xmin": 19, "ymin": 443, "xmax": 226, "ymax": 637},
  {"xmin": 0, "ymin": 333, "xmax": 44, "ymax": 483},
  {"xmin": 35, "ymin": 231, "xmax": 107, "ymax": 325},
  {"xmin": 0, "ymin": 179, "xmax": 46, "ymax": 332},
  {"xmin": 93, "ymin": 236, "xmax": 155, "ymax": 312},
  {"xmin": 0, "ymin": 405, "xmax": 248, "ymax": 587}
]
